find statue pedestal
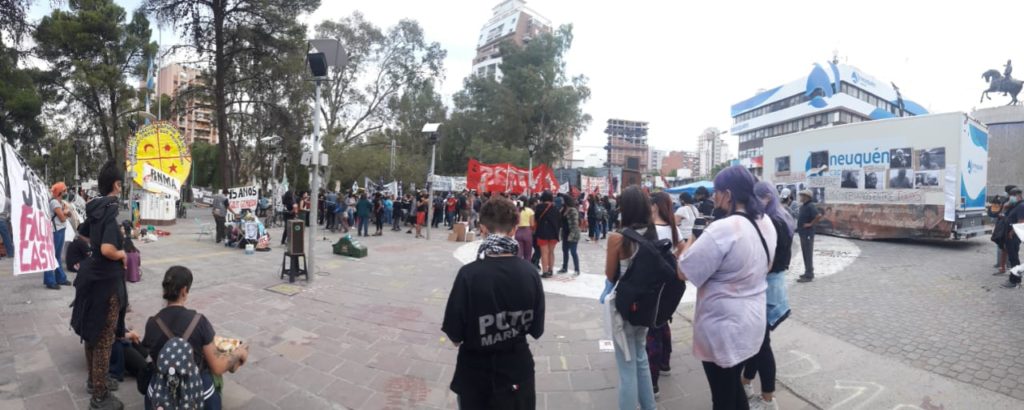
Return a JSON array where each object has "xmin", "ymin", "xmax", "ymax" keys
[{"xmin": 971, "ymin": 107, "xmax": 1024, "ymax": 197}]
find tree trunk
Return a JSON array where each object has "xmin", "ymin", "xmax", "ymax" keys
[{"xmin": 214, "ymin": 1, "xmax": 231, "ymax": 189}]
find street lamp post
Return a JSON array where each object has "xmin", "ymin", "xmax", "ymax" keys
[
  {"xmin": 305, "ymin": 39, "xmax": 347, "ymax": 282},
  {"xmin": 527, "ymin": 141, "xmax": 536, "ymax": 197},
  {"xmin": 42, "ymin": 148, "xmax": 50, "ymax": 184},
  {"xmin": 422, "ymin": 123, "xmax": 441, "ymax": 240}
]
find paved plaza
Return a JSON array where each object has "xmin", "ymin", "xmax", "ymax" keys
[{"xmin": 0, "ymin": 214, "xmax": 1022, "ymax": 409}]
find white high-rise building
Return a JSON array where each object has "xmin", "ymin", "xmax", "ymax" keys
[
  {"xmin": 471, "ymin": 0, "xmax": 551, "ymax": 80},
  {"xmin": 648, "ymin": 148, "xmax": 666, "ymax": 176},
  {"xmin": 697, "ymin": 127, "xmax": 728, "ymax": 177}
]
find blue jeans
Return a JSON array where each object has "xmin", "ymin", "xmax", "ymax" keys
[
  {"xmin": 561, "ymin": 240, "xmax": 579, "ymax": 271},
  {"xmin": 43, "ymin": 228, "xmax": 68, "ymax": 286},
  {"xmin": 0, "ymin": 219, "xmax": 13, "ymax": 257},
  {"xmin": 358, "ymin": 216, "xmax": 369, "ymax": 236},
  {"xmin": 385, "ymin": 209, "xmax": 393, "ymax": 225},
  {"xmin": 614, "ymin": 322, "xmax": 656, "ymax": 410}
]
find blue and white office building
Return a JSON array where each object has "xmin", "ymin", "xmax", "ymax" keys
[{"xmin": 730, "ymin": 62, "xmax": 929, "ymax": 170}]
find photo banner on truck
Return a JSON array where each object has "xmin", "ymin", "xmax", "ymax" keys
[
  {"xmin": 4, "ymin": 143, "xmax": 58, "ymax": 275},
  {"xmin": 227, "ymin": 185, "xmax": 259, "ymax": 212},
  {"xmin": 466, "ymin": 159, "xmax": 558, "ymax": 194}
]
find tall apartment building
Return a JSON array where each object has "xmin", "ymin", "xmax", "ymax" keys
[
  {"xmin": 472, "ymin": 0, "xmax": 551, "ymax": 80},
  {"xmin": 648, "ymin": 148, "xmax": 666, "ymax": 176},
  {"xmin": 697, "ymin": 128, "xmax": 730, "ymax": 177},
  {"xmin": 605, "ymin": 119, "xmax": 649, "ymax": 187},
  {"xmin": 730, "ymin": 61, "xmax": 927, "ymax": 173},
  {"xmin": 661, "ymin": 150, "xmax": 699, "ymax": 178},
  {"xmin": 155, "ymin": 63, "xmax": 218, "ymax": 145}
]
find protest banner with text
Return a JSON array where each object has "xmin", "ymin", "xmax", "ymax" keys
[
  {"xmin": 227, "ymin": 185, "xmax": 259, "ymax": 212},
  {"xmin": 4, "ymin": 143, "xmax": 58, "ymax": 275},
  {"xmin": 466, "ymin": 159, "xmax": 558, "ymax": 194}
]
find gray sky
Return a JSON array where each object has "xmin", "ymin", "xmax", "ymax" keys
[{"xmin": 31, "ymin": 0, "xmax": 1024, "ymax": 161}]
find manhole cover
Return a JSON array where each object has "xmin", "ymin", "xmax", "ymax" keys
[{"xmin": 265, "ymin": 283, "xmax": 302, "ymax": 296}]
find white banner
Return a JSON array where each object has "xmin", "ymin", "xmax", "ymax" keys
[
  {"xmin": 141, "ymin": 163, "xmax": 181, "ymax": 199},
  {"xmin": 430, "ymin": 175, "xmax": 467, "ymax": 192},
  {"xmin": 581, "ymin": 175, "xmax": 609, "ymax": 194},
  {"xmin": 4, "ymin": 143, "xmax": 58, "ymax": 275},
  {"xmin": 226, "ymin": 185, "xmax": 259, "ymax": 212}
]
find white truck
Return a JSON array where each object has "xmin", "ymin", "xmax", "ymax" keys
[{"xmin": 762, "ymin": 112, "xmax": 989, "ymax": 240}]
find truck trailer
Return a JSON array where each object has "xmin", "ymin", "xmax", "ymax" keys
[{"xmin": 762, "ymin": 112, "xmax": 989, "ymax": 240}]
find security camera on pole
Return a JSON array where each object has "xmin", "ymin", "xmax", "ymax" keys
[
  {"xmin": 301, "ymin": 39, "xmax": 347, "ymax": 282},
  {"xmin": 422, "ymin": 123, "xmax": 441, "ymax": 240}
]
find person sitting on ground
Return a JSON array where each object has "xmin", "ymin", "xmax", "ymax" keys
[
  {"xmin": 142, "ymin": 266, "xmax": 249, "ymax": 409},
  {"xmin": 442, "ymin": 196, "xmax": 545, "ymax": 409}
]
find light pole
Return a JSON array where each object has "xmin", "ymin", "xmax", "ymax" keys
[
  {"xmin": 422, "ymin": 123, "xmax": 441, "ymax": 240},
  {"xmin": 527, "ymin": 140, "xmax": 536, "ymax": 196},
  {"xmin": 41, "ymin": 148, "xmax": 50, "ymax": 183},
  {"xmin": 306, "ymin": 39, "xmax": 347, "ymax": 282}
]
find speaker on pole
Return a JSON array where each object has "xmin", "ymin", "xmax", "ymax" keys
[{"xmin": 287, "ymin": 219, "xmax": 305, "ymax": 255}]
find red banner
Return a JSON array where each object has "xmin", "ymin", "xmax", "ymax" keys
[{"xmin": 467, "ymin": 159, "xmax": 559, "ymax": 194}]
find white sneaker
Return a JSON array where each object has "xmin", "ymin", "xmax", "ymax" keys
[
  {"xmin": 750, "ymin": 396, "xmax": 779, "ymax": 410},
  {"xmin": 743, "ymin": 383, "xmax": 757, "ymax": 400}
]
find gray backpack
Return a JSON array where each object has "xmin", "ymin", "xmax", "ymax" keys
[{"xmin": 147, "ymin": 313, "xmax": 205, "ymax": 409}]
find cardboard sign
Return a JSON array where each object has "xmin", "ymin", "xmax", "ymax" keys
[
  {"xmin": 4, "ymin": 143, "xmax": 58, "ymax": 275},
  {"xmin": 227, "ymin": 185, "xmax": 259, "ymax": 212}
]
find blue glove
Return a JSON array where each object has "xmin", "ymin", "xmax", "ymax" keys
[{"xmin": 599, "ymin": 280, "xmax": 614, "ymax": 304}]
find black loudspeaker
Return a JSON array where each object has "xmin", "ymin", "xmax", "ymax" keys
[{"xmin": 287, "ymin": 220, "xmax": 305, "ymax": 255}]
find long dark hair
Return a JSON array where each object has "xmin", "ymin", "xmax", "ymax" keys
[
  {"xmin": 650, "ymin": 192, "xmax": 679, "ymax": 245},
  {"xmin": 619, "ymin": 186, "xmax": 653, "ymax": 231}
]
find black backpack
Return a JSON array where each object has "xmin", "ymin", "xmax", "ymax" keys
[
  {"xmin": 147, "ymin": 313, "xmax": 206, "ymax": 409},
  {"xmin": 614, "ymin": 228, "xmax": 686, "ymax": 327}
]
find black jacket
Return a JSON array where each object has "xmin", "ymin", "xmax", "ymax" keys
[{"xmin": 70, "ymin": 196, "xmax": 127, "ymax": 344}]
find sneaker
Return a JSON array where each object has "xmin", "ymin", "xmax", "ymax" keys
[
  {"xmin": 573, "ymin": 271, "xmax": 581, "ymax": 277},
  {"xmin": 59, "ymin": 280, "xmax": 72, "ymax": 286},
  {"xmin": 89, "ymin": 393, "xmax": 124, "ymax": 410},
  {"xmin": 749, "ymin": 396, "xmax": 779, "ymax": 410},
  {"xmin": 541, "ymin": 272, "xmax": 553, "ymax": 278},
  {"xmin": 653, "ymin": 384, "xmax": 660, "ymax": 398},
  {"xmin": 557, "ymin": 268, "xmax": 568, "ymax": 274},
  {"xmin": 797, "ymin": 277, "xmax": 813, "ymax": 283},
  {"xmin": 1000, "ymin": 280, "xmax": 1020, "ymax": 289},
  {"xmin": 45, "ymin": 284, "xmax": 60, "ymax": 290},
  {"xmin": 86, "ymin": 377, "xmax": 119, "ymax": 394},
  {"xmin": 994, "ymin": 270, "xmax": 1006, "ymax": 275},
  {"xmin": 743, "ymin": 383, "xmax": 757, "ymax": 400},
  {"xmin": 659, "ymin": 364, "xmax": 671, "ymax": 375}
]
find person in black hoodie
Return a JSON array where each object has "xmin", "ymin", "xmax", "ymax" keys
[{"xmin": 71, "ymin": 161, "xmax": 128, "ymax": 410}]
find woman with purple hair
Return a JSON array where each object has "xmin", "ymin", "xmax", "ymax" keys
[
  {"xmin": 739, "ymin": 181, "xmax": 795, "ymax": 410},
  {"xmin": 676, "ymin": 166, "xmax": 778, "ymax": 410}
]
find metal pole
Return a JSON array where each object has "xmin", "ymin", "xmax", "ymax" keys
[
  {"xmin": 426, "ymin": 142, "xmax": 436, "ymax": 240},
  {"xmin": 308, "ymin": 79, "xmax": 322, "ymax": 282},
  {"xmin": 528, "ymin": 154, "xmax": 533, "ymax": 197}
]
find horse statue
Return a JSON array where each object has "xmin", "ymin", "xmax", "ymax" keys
[{"xmin": 981, "ymin": 69, "xmax": 1022, "ymax": 105}]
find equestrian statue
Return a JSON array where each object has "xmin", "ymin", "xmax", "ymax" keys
[{"xmin": 981, "ymin": 59, "xmax": 1022, "ymax": 105}]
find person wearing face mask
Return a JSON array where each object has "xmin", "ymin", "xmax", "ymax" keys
[
  {"xmin": 71, "ymin": 161, "xmax": 129, "ymax": 410},
  {"xmin": 999, "ymin": 187, "xmax": 1023, "ymax": 288},
  {"xmin": 795, "ymin": 190, "xmax": 821, "ymax": 283}
]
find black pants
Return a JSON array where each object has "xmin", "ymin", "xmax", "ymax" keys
[
  {"xmin": 702, "ymin": 361, "xmax": 749, "ymax": 410},
  {"xmin": 375, "ymin": 215, "xmax": 384, "ymax": 233},
  {"xmin": 799, "ymin": 232, "xmax": 815, "ymax": 277},
  {"xmin": 1008, "ymin": 235, "xmax": 1021, "ymax": 284},
  {"xmin": 742, "ymin": 325, "xmax": 775, "ymax": 394},
  {"xmin": 214, "ymin": 214, "xmax": 226, "ymax": 243},
  {"xmin": 457, "ymin": 376, "xmax": 535, "ymax": 410},
  {"xmin": 281, "ymin": 212, "xmax": 295, "ymax": 244}
]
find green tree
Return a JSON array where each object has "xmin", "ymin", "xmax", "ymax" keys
[
  {"xmin": 35, "ymin": 0, "xmax": 157, "ymax": 163},
  {"xmin": 189, "ymin": 140, "xmax": 220, "ymax": 188},
  {"xmin": 145, "ymin": 0, "xmax": 319, "ymax": 188},
  {"xmin": 0, "ymin": 39, "xmax": 44, "ymax": 145},
  {"xmin": 315, "ymin": 14, "xmax": 446, "ymax": 150},
  {"xmin": 451, "ymin": 25, "xmax": 591, "ymax": 168}
]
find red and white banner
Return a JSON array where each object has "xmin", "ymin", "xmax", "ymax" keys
[
  {"xmin": 4, "ymin": 143, "xmax": 58, "ymax": 275},
  {"xmin": 467, "ymin": 159, "xmax": 559, "ymax": 194}
]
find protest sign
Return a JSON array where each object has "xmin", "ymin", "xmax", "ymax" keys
[
  {"xmin": 4, "ymin": 143, "xmax": 57, "ymax": 275},
  {"xmin": 141, "ymin": 163, "xmax": 181, "ymax": 199},
  {"xmin": 227, "ymin": 185, "xmax": 259, "ymax": 212}
]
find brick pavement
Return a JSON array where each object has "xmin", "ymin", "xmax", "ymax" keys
[
  {"xmin": 0, "ymin": 215, "xmax": 814, "ymax": 409},
  {"xmin": 788, "ymin": 237, "xmax": 1024, "ymax": 402}
]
